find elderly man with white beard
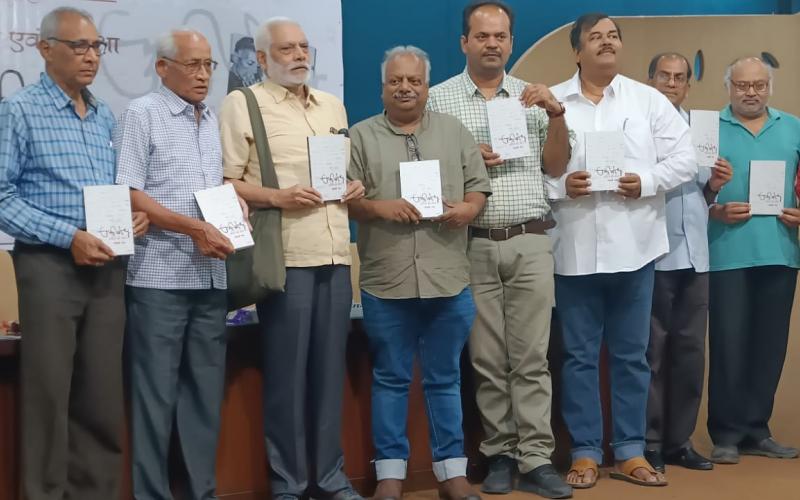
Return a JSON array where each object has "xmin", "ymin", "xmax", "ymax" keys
[{"xmin": 219, "ymin": 17, "xmax": 365, "ymax": 500}]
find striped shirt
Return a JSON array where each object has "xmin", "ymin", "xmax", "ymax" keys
[
  {"xmin": 0, "ymin": 72, "xmax": 116, "ymax": 248},
  {"xmin": 115, "ymin": 86, "xmax": 226, "ymax": 290},
  {"xmin": 427, "ymin": 69, "xmax": 551, "ymax": 228}
]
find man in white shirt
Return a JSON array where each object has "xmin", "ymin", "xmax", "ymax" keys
[
  {"xmin": 547, "ymin": 13, "xmax": 695, "ymax": 489},
  {"xmin": 643, "ymin": 52, "xmax": 731, "ymax": 474}
]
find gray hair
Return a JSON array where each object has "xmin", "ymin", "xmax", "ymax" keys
[
  {"xmin": 723, "ymin": 56, "xmax": 774, "ymax": 93},
  {"xmin": 40, "ymin": 6, "xmax": 94, "ymax": 40},
  {"xmin": 155, "ymin": 28, "xmax": 204, "ymax": 59},
  {"xmin": 381, "ymin": 45, "xmax": 431, "ymax": 84},
  {"xmin": 255, "ymin": 16, "xmax": 299, "ymax": 53}
]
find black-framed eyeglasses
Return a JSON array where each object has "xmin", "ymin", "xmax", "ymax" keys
[
  {"xmin": 161, "ymin": 57, "xmax": 218, "ymax": 74},
  {"xmin": 731, "ymin": 80, "xmax": 769, "ymax": 94},
  {"xmin": 47, "ymin": 37, "xmax": 106, "ymax": 56}
]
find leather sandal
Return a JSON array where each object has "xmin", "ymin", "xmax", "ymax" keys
[
  {"xmin": 566, "ymin": 457, "xmax": 598, "ymax": 489},
  {"xmin": 609, "ymin": 456, "xmax": 668, "ymax": 487}
]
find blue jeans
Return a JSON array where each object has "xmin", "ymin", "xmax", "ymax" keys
[
  {"xmin": 361, "ymin": 288, "xmax": 475, "ymax": 481},
  {"xmin": 555, "ymin": 263, "xmax": 654, "ymax": 464}
]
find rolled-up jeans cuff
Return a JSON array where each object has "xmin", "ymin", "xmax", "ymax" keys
[
  {"xmin": 375, "ymin": 459, "xmax": 407, "ymax": 480},
  {"xmin": 432, "ymin": 457, "xmax": 468, "ymax": 482}
]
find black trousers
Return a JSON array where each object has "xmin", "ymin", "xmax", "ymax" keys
[
  {"xmin": 707, "ymin": 265, "xmax": 798, "ymax": 446},
  {"xmin": 646, "ymin": 269, "xmax": 708, "ymax": 453},
  {"xmin": 13, "ymin": 243, "xmax": 125, "ymax": 500}
]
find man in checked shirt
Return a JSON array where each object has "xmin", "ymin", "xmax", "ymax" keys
[
  {"xmin": 0, "ymin": 7, "xmax": 148, "ymax": 500},
  {"xmin": 427, "ymin": 1, "xmax": 571, "ymax": 498}
]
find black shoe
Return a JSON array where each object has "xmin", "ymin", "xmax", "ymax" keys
[
  {"xmin": 740, "ymin": 437, "xmax": 800, "ymax": 459},
  {"xmin": 644, "ymin": 449, "xmax": 665, "ymax": 474},
  {"xmin": 710, "ymin": 445, "xmax": 739, "ymax": 464},
  {"xmin": 481, "ymin": 455, "xmax": 516, "ymax": 494},
  {"xmin": 517, "ymin": 464, "xmax": 573, "ymax": 499},
  {"xmin": 664, "ymin": 447, "xmax": 714, "ymax": 470}
]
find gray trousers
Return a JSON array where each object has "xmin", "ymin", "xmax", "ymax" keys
[
  {"xmin": 13, "ymin": 243, "xmax": 125, "ymax": 500},
  {"xmin": 256, "ymin": 265, "xmax": 352, "ymax": 498},
  {"xmin": 126, "ymin": 286, "xmax": 228, "ymax": 500},
  {"xmin": 646, "ymin": 269, "xmax": 708, "ymax": 453}
]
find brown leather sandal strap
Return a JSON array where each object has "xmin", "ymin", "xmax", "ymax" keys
[
  {"xmin": 619, "ymin": 456, "xmax": 656, "ymax": 477},
  {"xmin": 569, "ymin": 457, "xmax": 598, "ymax": 474}
]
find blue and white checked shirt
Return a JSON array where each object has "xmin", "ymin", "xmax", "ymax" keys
[
  {"xmin": 115, "ymin": 86, "xmax": 226, "ymax": 290},
  {"xmin": 0, "ymin": 72, "xmax": 116, "ymax": 248}
]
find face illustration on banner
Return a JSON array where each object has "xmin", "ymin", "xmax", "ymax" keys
[
  {"xmin": 0, "ymin": 69, "xmax": 25, "ymax": 101},
  {"xmin": 226, "ymin": 34, "xmax": 263, "ymax": 92}
]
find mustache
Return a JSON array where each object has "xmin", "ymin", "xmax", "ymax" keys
[
  {"xmin": 289, "ymin": 63, "xmax": 310, "ymax": 71},
  {"xmin": 597, "ymin": 45, "xmax": 615, "ymax": 55},
  {"xmin": 393, "ymin": 90, "xmax": 419, "ymax": 99}
]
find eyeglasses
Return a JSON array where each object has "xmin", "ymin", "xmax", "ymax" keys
[
  {"xmin": 161, "ymin": 57, "xmax": 218, "ymax": 74},
  {"xmin": 47, "ymin": 37, "xmax": 106, "ymax": 56},
  {"xmin": 654, "ymin": 72, "xmax": 688, "ymax": 85},
  {"xmin": 730, "ymin": 80, "xmax": 769, "ymax": 94}
]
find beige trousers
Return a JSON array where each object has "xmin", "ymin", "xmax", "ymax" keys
[{"xmin": 467, "ymin": 233, "xmax": 555, "ymax": 473}]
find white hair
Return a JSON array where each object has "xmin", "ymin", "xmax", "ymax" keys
[
  {"xmin": 40, "ymin": 6, "xmax": 94, "ymax": 40},
  {"xmin": 155, "ymin": 28, "xmax": 205, "ymax": 59},
  {"xmin": 255, "ymin": 16, "xmax": 299, "ymax": 53},
  {"xmin": 381, "ymin": 45, "xmax": 431, "ymax": 84},
  {"xmin": 723, "ymin": 56, "xmax": 774, "ymax": 93}
]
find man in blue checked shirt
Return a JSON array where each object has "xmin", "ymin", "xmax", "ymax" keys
[
  {"xmin": 0, "ymin": 7, "xmax": 148, "ymax": 500},
  {"xmin": 114, "ymin": 28, "xmax": 235, "ymax": 500}
]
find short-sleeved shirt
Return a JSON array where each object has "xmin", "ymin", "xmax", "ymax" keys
[
  {"xmin": 115, "ymin": 86, "xmax": 226, "ymax": 290},
  {"xmin": 708, "ymin": 105, "xmax": 800, "ymax": 272},
  {"xmin": 427, "ymin": 68, "xmax": 550, "ymax": 228},
  {"xmin": 348, "ymin": 111, "xmax": 492, "ymax": 299},
  {"xmin": 218, "ymin": 80, "xmax": 351, "ymax": 267},
  {"xmin": 0, "ymin": 72, "xmax": 116, "ymax": 248}
]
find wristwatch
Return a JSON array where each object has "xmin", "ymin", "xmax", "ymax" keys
[{"xmin": 547, "ymin": 101, "xmax": 566, "ymax": 118}]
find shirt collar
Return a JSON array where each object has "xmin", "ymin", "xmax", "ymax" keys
[
  {"xmin": 720, "ymin": 104, "xmax": 780, "ymax": 133},
  {"xmin": 380, "ymin": 110, "xmax": 431, "ymax": 136},
  {"xmin": 260, "ymin": 79, "xmax": 320, "ymax": 106},
  {"xmin": 459, "ymin": 67, "xmax": 510, "ymax": 98},
  {"xmin": 562, "ymin": 70, "xmax": 624, "ymax": 99},
  {"xmin": 157, "ymin": 86, "xmax": 210, "ymax": 118},
  {"xmin": 40, "ymin": 71, "xmax": 98, "ymax": 112}
]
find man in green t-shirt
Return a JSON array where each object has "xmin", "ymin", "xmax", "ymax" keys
[{"xmin": 707, "ymin": 56, "xmax": 800, "ymax": 465}]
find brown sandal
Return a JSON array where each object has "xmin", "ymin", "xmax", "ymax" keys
[
  {"xmin": 609, "ymin": 456, "xmax": 668, "ymax": 486},
  {"xmin": 566, "ymin": 457, "xmax": 598, "ymax": 489}
]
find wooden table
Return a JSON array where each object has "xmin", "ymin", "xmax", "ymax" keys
[{"xmin": 0, "ymin": 316, "xmax": 602, "ymax": 499}]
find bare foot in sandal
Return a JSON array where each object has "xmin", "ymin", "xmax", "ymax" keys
[
  {"xmin": 610, "ymin": 457, "xmax": 668, "ymax": 487},
  {"xmin": 630, "ymin": 466, "xmax": 664, "ymax": 484},
  {"xmin": 566, "ymin": 458, "xmax": 598, "ymax": 488},
  {"xmin": 566, "ymin": 467, "xmax": 597, "ymax": 486}
]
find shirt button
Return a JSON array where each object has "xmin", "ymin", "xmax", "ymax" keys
[{"xmin": 415, "ymin": 254, "xmax": 420, "ymax": 259}]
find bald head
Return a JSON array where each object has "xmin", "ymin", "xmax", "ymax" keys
[{"xmin": 155, "ymin": 29, "xmax": 213, "ymax": 104}]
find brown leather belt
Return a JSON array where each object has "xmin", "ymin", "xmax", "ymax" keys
[{"xmin": 470, "ymin": 218, "xmax": 556, "ymax": 241}]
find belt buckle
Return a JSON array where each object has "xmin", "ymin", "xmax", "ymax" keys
[{"xmin": 490, "ymin": 226, "xmax": 510, "ymax": 241}]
